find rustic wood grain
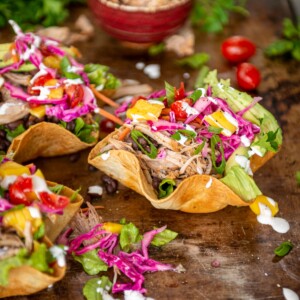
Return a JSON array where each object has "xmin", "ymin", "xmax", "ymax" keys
[{"xmin": 3, "ymin": 0, "xmax": 300, "ymax": 299}]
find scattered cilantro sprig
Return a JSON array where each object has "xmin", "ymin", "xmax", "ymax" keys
[
  {"xmin": 190, "ymin": 0, "xmax": 249, "ymax": 33},
  {"xmin": 274, "ymin": 241, "xmax": 293, "ymax": 257},
  {"xmin": 265, "ymin": 18, "xmax": 300, "ymax": 61}
]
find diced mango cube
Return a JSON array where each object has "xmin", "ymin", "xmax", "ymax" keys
[
  {"xmin": 126, "ymin": 100, "xmax": 164, "ymax": 121},
  {"xmin": 204, "ymin": 110, "xmax": 238, "ymax": 137},
  {"xmin": 44, "ymin": 79, "xmax": 64, "ymax": 99},
  {"xmin": 0, "ymin": 161, "xmax": 30, "ymax": 177},
  {"xmin": 29, "ymin": 105, "xmax": 46, "ymax": 118},
  {"xmin": 34, "ymin": 168, "xmax": 45, "ymax": 179},
  {"xmin": 102, "ymin": 222, "xmax": 123, "ymax": 234},
  {"xmin": 43, "ymin": 55, "xmax": 61, "ymax": 69},
  {"xmin": 250, "ymin": 195, "xmax": 279, "ymax": 216}
]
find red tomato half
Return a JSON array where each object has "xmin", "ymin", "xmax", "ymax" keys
[
  {"xmin": 39, "ymin": 192, "xmax": 70, "ymax": 210},
  {"xmin": 171, "ymin": 98, "xmax": 193, "ymax": 119},
  {"xmin": 9, "ymin": 176, "xmax": 34, "ymax": 206},
  {"xmin": 27, "ymin": 73, "xmax": 53, "ymax": 95},
  {"xmin": 65, "ymin": 84, "xmax": 84, "ymax": 108},
  {"xmin": 237, "ymin": 63, "xmax": 261, "ymax": 91},
  {"xmin": 221, "ymin": 36, "xmax": 256, "ymax": 63}
]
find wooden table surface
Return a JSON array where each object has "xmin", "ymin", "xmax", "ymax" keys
[{"xmin": 5, "ymin": 0, "xmax": 300, "ymax": 299}]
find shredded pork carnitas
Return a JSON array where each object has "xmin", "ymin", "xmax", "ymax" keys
[{"xmin": 101, "ymin": 123, "xmax": 214, "ymax": 189}]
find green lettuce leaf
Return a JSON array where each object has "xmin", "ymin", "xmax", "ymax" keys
[
  {"xmin": 119, "ymin": 223, "xmax": 142, "ymax": 252},
  {"xmin": 177, "ymin": 52, "xmax": 210, "ymax": 69},
  {"xmin": 158, "ymin": 178, "xmax": 176, "ymax": 199},
  {"xmin": 73, "ymin": 249, "xmax": 108, "ymax": 275},
  {"xmin": 151, "ymin": 229, "xmax": 178, "ymax": 247},
  {"xmin": 83, "ymin": 276, "xmax": 112, "ymax": 300}
]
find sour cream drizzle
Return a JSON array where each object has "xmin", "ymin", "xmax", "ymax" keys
[{"xmin": 256, "ymin": 202, "xmax": 290, "ymax": 233}]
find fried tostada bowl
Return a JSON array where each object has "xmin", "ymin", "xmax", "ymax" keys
[
  {"xmin": 0, "ymin": 21, "xmax": 121, "ymax": 163},
  {"xmin": 0, "ymin": 159, "xmax": 83, "ymax": 241},
  {"xmin": 0, "ymin": 219, "xmax": 66, "ymax": 297},
  {"xmin": 88, "ymin": 71, "xmax": 282, "ymax": 213}
]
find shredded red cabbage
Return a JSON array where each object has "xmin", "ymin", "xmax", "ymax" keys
[{"xmin": 68, "ymin": 223, "xmax": 175, "ymax": 295}]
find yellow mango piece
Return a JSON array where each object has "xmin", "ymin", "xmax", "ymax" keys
[
  {"xmin": 204, "ymin": 110, "xmax": 238, "ymax": 137},
  {"xmin": 43, "ymin": 55, "xmax": 61, "ymax": 69},
  {"xmin": 44, "ymin": 79, "xmax": 64, "ymax": 99},
  {"xmin": 250, "ymin": 195, "xmax": 279, "ymax": 216},
  {"xmin": 102, "ymin": 222, "xmax": 123, "ymax": 234},
  {"xmin": 3, "ymin": 207, "xmax": 42, "ymax": 236},
  {"xmin": 29, "ymin": 105, "xmax": 46, "ymax": 118},
  {"xmin": 126, "ymin": 100, "xmax": 164, "ymax": 121},
  {"xmin": 34, "ymin": 168, "xmax": 45, "ymax": 179},
  {"xmin": 0, "ymin": 161, "xmax": 30, "ymax": 177}
]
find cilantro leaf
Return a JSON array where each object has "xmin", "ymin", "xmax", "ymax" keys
[
  {"xmin": 274, "ymin": 241, "xmax": 293, "ymax": 257},
  {"xmin": 177, "ymin": 52, "xmax": 210, "ymax": 69},
  {"xmin": 165, "ymin": 81, "xmax": 175, "ymax": 106}
]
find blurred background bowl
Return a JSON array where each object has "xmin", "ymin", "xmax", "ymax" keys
[{"xmin": 88, "ymin": 0, "xmax": 193, "ymax": 44}]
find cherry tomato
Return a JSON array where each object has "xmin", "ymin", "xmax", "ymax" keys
[
  {"xmin": 100, "ymin": 118, "xmax": 116, "ymax": 134},
  {"xmin": 65, "ymin": 84, "xmax": 84, "ymax": 108},
  {"xmin": 9, "ymin": 176, "xmax": 34, "ymax": 206},
  {"xmin": 171, "ymin": 98, "xmax": 193, "ymax": 119},
  {"xmin": 27, "ymin": 73, "xmax": 53, "ymax": 95},
  {"xmin": 236, "ymin": 62, "xmax": 261, "ymax": 91},
  {"xmin": 175, "ymin": 82, "xmax": 185, "ymax": 100},
  {"xmin": 221, "ymin": 36, "xmax": 256, "ymax": 63},
  {"xmin": 39, "ymin": 192, "xmax": 70, "ymax": 210}
]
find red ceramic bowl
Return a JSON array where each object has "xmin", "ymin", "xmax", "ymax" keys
[{"xmin": 88, "ymin": 0, "xmax": 193, "ymax": 44}]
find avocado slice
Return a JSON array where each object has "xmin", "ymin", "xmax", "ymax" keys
[{"xmin": 220, "ymin": 165, "xmax": 262, "ymax": 202}]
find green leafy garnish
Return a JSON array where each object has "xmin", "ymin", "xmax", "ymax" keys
[
  {"xmin": 119, "ymin": 223, "xmax": 142, "ymax": 252},
  {"xmin": 84, "ymin": 64, "xmax": 121, "ymax": 90},
  {"xmin": 250, "ymin": 127, "xmax": 280, "ymax": 154},
  {"xmin": 165, "ymin": 81, "xmax": 175, "ymax": 106},
  {"xmin": 70, "ymin": 187, "xmax": 81, "ymax": 202},
  {"xmin": 177, "ymin": 52, "xmax": 210, "ymax": 69},
  {"xmin": 151, "ymin": 229, "xmax": 178, "ymax": 247},
  {"xmin": 130, "ymin": 130, "xmax": 158, "ymax": 159},
  {"xmin": 158, "ymin": 178, "xmax": 176, "ymax": 199},
  {"xmin": 82, "ymin": 276, "xmax": 112, "ymax": 300},
  {"xmin": 26, "ymin": 243, "xmax": 53, "ymax": 273},
  {"xmin": 191, "ymin": 0, "xmax": 249, "ymax": 33},
  {"xmin": 0, "ymin": 253, "xmax": 24, "ymax": 286},
  {"xmin": 33, "ymin": 223, "xmax": 45, "ymax": 240},
  {"xmin": 119, "ymin": 217, "xmax": 127, "ymax": 225},
  {"xmin": 148, "ymin": 42, "xmax": 166, "ymax": 56},
  {"xmin": 208, "ymin": 126, "xmax": 223, "ymax": 134},
  {"xmin": 49, "ymin": 184, "xmax": 64, "ymax": 194},
  {"xmin": 171, "ymin": 131, "xmax": 181, "ymax": 141},
  {"xmin": 210, "ymin": 134, "xmax": 226, "ymax": 174},
  {"xmin": 189, "ymin": 88, "xmax": 205, "ymax": 103},
  {"xmin": 194, "ymin": 140, "xmax": 206, "ymax": 155},
  {"xmin": 0, "ymin": 186, "xmax": 4, "ymax": 198},
  {"xmin": 171, "ymin": 129, "xmax": 196, "ymax": 141},
  {"xmin": 274, "ymin": 241, "xmax": 293, "ymax": 257},
  {"xmin": 60, "ymin": 56, "xmax": 82, "ymax": 80},
  {"xmin": 74, "ymin": 118, "xmax": 98, "ymax": 144},
  {"xmin": 265, "ymin": 18, "xmax": 300, "ymax": 61},
  {"xmin": 73, "ymin": 249, "xmax": 108, "ymax": 275},
  {"xmin": 0, "ymin": 204, "xmax": 25, "ymax": 216},
  {"xmin": 0, "ymin": 124, "xmax": 26, "ymax": 142}
]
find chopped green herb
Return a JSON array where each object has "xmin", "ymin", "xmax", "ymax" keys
[
  {"xmin": 265, "ymin": 18, "xmax": 300, "ymax": 61},
  {"xmin": 158, "ymin": 178, "xmax": 176, "ymax": 199},
  {"xmin": 194, "ymin": 65, "xmax": 210, "ymax": 88},
  {"xmin": 83, "ymin": 276, "xmax": 112, "ymax": 300},
  {"xmin": 49, "ymin": 184, "xmax": 64, "ymax": 194},
  {"xmin": 165, "ymin": 81, "xmax": 175, "ymax": 106},
  {"xmin": 210, "ymin": 134, "xmax": 226, "ymax": 174},
  {"xmin": 171, "ymin": 131, "xmax": 181, "ymax": 141},
  {"xmin": 177, "ymin": 52, "xmax": 210, "ymax": 69},
  {"xmin": 130, "ymin": 130, "xmax": 158, "ymax": 159},
  {"xmin": 274, "ymin": 241, "xmax": 293, "ymax": 257},
  {"xmin": 70, "ymin": 187, "xmax": 81, "ymax": 202},
  {"xmin": 194, "ymin": 140, "xmax": 206, "ymax": 155},
  {"xmin": 208, "ymin": 126, "xmax": 223, "ymax": 134},
  {"xmin": 148, "ymin": 42, "xmax": 166, "ymax": 56}
]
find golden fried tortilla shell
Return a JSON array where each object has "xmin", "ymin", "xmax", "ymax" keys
[
  {"xmin": 0, "ymin": 237, "xmax": 65, "ymax": 298},
  {"xmin": 7, "ymin": 122, "xmax": 98, "ymax": 163},
  {"xmin": 88, "ymin": 131, "xmax": 278, "ymax": 213},
  {"xmin": 45, "ymin": 181, "xmax": 83, "ymax": 242}
]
